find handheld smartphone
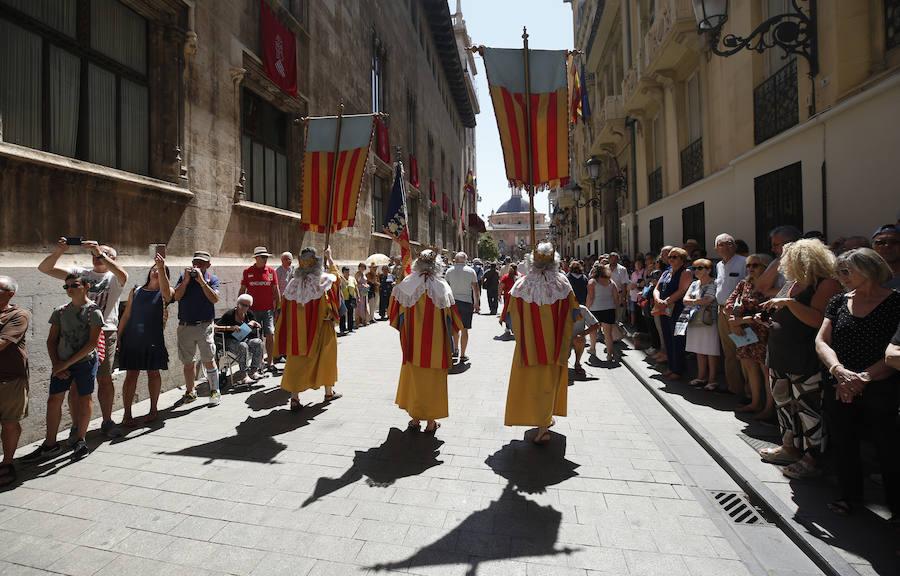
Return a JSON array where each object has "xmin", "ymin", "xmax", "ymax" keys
[
  {"xmin": 65, "ymin": 236, "xmax": 83, "ymax": 246},
  {"xmin": 154, "ymin": 244, "xmax": 166, "ymax": 258}
]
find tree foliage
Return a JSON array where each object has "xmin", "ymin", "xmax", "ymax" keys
[{"xmin": 477, "ymin": 233, "xmax": 500, "ymax": 262}]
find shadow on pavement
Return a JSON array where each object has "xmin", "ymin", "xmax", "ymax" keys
[
  {"xmin": 369, "ymin": 435, "xmax": 579, "ymax": 575},
  {"xmin": 302, "ymin": 427, "xmax": 443, "ymax": 507},
  {"xmin": 161, "ymin": 403, "xmax": 326, "ymax": 465},
  {"xmin": 244, "ymin": 386, "xmax": 291, "ymax": 411},
  {"xmin": 789, "ymin": 476, "xmax": 900, "ymax": 575}
]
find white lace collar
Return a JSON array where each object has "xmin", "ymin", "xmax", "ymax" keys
[
  {"xmin": 392, "ymin": 272, "xmax": 455, "ymax": 309},
  {"xmin": 283, "ymin": 272, "xmax": 337, "ymax": 305},
  {"xmin": 509, "ymin": 270, "xmax": 573, "ymax": 305}
]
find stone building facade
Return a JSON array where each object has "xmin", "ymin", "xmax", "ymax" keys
[
  {"xmin": 0, "ymin": 0, "xmax": 478, "ymax": 444},
  {"xmin": 555, "ymin": 0, "xmax": 900, "ymax": 258}
]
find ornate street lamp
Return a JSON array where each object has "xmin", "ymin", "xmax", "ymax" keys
[
  {"xmin": 692, "ymin": 0, "xmax": 818, "ymax": 76},
  {"xmin": 575, "ymin": 155, "xmax": 627, "ymax": 209}
]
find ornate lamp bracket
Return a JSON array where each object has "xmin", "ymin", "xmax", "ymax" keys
[{"xmin": 705, "ymin": 0, "xmax": 818, "ymax": 76}]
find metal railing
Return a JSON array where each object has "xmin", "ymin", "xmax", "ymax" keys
[
  {"xmin": 680, "ymin": 138, "xmax": 703, "ymax": 188},
  {"xmin": 753, "ymin": 59, "xmax": 798, "ymax": 144},
  {"xmin": 648, "ymin": 167, "xmax": 663, "ymax": 203}
]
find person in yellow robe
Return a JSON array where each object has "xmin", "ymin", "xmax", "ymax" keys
[
  {"xmin": 389, "ymin": 250, "xmax": 463, "ymax": 433},
  {"xmin": 275, "ymin": 246, "xmax": 342, "ymax": 411},
  {"xmin": 503, "ymin": 242, "xmax": 577, "ymax": 444}
]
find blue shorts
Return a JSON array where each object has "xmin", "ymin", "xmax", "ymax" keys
[
  {"xmin": 49, "ymin": 356, "xmax": 98, "ymax": 397},
  {"xmin": 456, "ymin": 300, "xmax": 474, "ymax": 329},
  {"xmin": 256, "ymin": 309, "xmax": 276, "ymax": 336}
]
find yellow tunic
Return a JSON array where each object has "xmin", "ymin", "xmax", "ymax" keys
[
  {"xmin": 390, "ymin": 293, "xmax": 463, "ymax": 420},
  {"xmin": 275, "ymin": 281, "xmax": 340, "ymax": 394},
  {"xmin": 503, "ymin": 292, "xmax": 576, "ymax": 427}
]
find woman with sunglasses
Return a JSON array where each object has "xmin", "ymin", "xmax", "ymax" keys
[
  {"xmin": 816, "ymin": 248, "xmax": 900, "ymax": 520},
  {"xmin": 683, "ymin": 258, "xmax": 719, "ymax": 390},
  {"xmin": 725, "ymin": 253, "xmax": 774, "ymax": 418},
  {"xmin": 118, "ymin": 255, "xmax": 174, "ymax": 426},
  {"xmin": 758, "ymin": 240, "xmax": 842, "ymax": 478},
  {"xmin": 653, "ymin": 247, "xmax": 692, "ymax": 379}
]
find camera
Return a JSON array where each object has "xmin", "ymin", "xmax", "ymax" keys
[
  {"xmin": 189, "ymin": 270, "xmax": 199, "ymax": 279},
  {"xmin": 759, "ymin": 309, "xmax": 771, "ymax": 323}
]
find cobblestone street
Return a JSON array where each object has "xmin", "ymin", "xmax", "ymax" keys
[{"xmin": 0, "ymin": 312, "xmax": 825, "ymax": 576}]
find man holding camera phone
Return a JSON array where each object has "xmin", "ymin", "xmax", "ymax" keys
[
  {"xmin": 39, "ymin": 237, "xmax": 128, "ymax": 439},
  {"xmin": 172, "ymin": 251, "xmax": 221, "ymax": 406}
]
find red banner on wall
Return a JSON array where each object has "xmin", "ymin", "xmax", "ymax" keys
[
  {"xmin": 430, "ymin": 180, "xmax": 436, "ymax": 204},
  {"xmin": 261, "ymin": 1, "xmax": 297, "ymax": 97},
  {"xmin": 409, "ymin": 155, "xmax": 419, "ymax": 188},
  {"xmin": 376, "ymin": 118, "xmax": 391, "ymax": 163}
]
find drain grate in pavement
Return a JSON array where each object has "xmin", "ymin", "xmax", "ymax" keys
[{"xmin": 709, "ymin": 491, "xmax": 771, "ymax": 525}]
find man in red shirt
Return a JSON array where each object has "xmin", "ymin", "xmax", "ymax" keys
[
  {"xmin": 240, "ymin": 247, "xmax": 281, "ymax": 374},
  {"xmin": 499, "ymin": 263, "xmax": 519, "ymax": 337}
]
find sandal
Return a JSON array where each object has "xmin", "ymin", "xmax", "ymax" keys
[
  {"xmin": 759, "ymin": 447, "xmax": 800, "ymax": 465},
  {"xmin": 323, "ymin": 392, "xmax": 343, "ymax": 402},
  {"xmin": 290, "ymin": 398, "xmax": 302, "ymax": 413},
  {"xmin": 689, "ymin": 379, "xmax": 707, "ymax": 387},
  {"xmin": 0, "ymin": 463, "xmax": 17, "ymax": 488},
  {"xmin": 703, "ymin": 381, "xmax": 720, "ymax": 391},
  {"xmin": 532, "ymin": 430, "xmax": 551, "ymax": 446},
  {"xmin": 827, "ymin": 500, "xmax": 853, "ymax": 517},
  {"xmin": 424, "ymin": 422, "xmax": 441, "ymax": 434},
  {"xmin": 407, "ymin": 419, "xmax": 421, "ymax": 431},
  {"xmin": 549, "ymin": 418, "xmax": 556, "ymax": 428},
  {"xmin": 781, "ymin": 459, "xmax": 822, "ymax": 479}
]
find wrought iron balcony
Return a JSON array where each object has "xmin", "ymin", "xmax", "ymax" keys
[
  {"xmin": 680, "ymin": 138, "xmax": 703, "ymax": 188},
  {"xmin": 753, "ymin": 59, "xmax": 798, "ymax": 144},
  {"xmin": 648, "ymin": 167, "xmax": 663, "ymax": 204},
  {"xmin": 888, "ymin": 0, "xmax": 900, "ymax": 51}
]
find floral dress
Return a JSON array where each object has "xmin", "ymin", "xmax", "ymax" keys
[{"xmin": 724, "ymin": 279, "xmax": 768, "ymax": 363}]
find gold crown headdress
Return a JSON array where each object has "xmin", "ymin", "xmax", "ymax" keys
[
  {"xmin": 297, "ymin": 247, "xmax": 318, "ymax": 268},
  {"xmin": 417, "ymin": 250, "xmax": 437, "ymax": 264}
]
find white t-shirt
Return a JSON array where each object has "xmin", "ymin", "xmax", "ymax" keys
[
  {"xmin": 71, "ymin": 266, "xmax": 124, "ymax": 331},
  {"xmin": 444, "ymin": 264, "xmax": 478, "ymax": 303},
  {"xmin": 609, "ymin": 264, "xmax": 629, "ymax": 293}
]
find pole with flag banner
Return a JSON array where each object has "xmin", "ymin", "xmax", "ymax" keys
[
  {"xmin": 470, "ymin": 29, "xmax": 573, "ymax": 250},
  {"xmin": 300, "ymin": 104, "xmax": 379, "ymax": 249},
  {"xmin": 382, "ymin": 153, "xmax": 413, "ymax": 275}
]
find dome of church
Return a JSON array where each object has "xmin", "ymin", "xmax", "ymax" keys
[{"xmin": 496, "ymin": 195, "xmax": 530, "ymax": 214}]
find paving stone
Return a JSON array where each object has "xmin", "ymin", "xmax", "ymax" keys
[
  {"xmin": 45, "ymin": 546, "xmax": 119, "ymax": 576},
  {"xmin": 623, "ymin": 549, "xmax": 691, "ymax": 576},
  {"xmin": 167, "ymin": 515, "xmax": 228, "ymax": 541}
]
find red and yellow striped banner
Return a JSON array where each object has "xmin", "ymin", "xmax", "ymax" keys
[
  {"xmin": 301, "ymin": 115, "xmax": 376, "ymax": 233},
  {"xmin": 389, "ymin": 294, "xmax": 463, "ymax": 370},
  {"xmin": 483, "ymin": 48, "xmax": 570, "ymax": 191}
]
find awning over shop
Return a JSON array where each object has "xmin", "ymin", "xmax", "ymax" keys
[{"xmin": 468, "ymin": 213, "xmax": 486, "ymax": 233}]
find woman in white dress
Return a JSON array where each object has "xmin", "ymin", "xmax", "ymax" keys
[{"xmin": 683, "ymin": 259, "xmax": 720, "ymax": 390}]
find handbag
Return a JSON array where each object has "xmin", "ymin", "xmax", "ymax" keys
[{"xmin": 688, "ymin": 283, "xmax": 716, "ymax": 326}]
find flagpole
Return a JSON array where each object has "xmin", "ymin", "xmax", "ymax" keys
[
  {"xmin": 522, "ymin": 27, "xmax": 536, "ymax": 251},
  {"xmin": 324, "ymin": 100, "xmax": 344, "ymax": 251}
]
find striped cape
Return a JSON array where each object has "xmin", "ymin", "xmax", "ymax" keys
[
  {"xmin": 274, "ymin": 283, "xmax": 341, "ymax": 357},
  {"xmin": 301, "ymin": 114, "xmax": 376, "ymax": 233},
  {"xmin": 503, "ymin": 292, "xmax": 577, "ymax": 367},
  {"xmin": 482, "ymin": 47, "xmax": 570, "ymax": 191},
  {"xmin": 389, "ymin": 294, "xmax": 463, "ymax": 370}
]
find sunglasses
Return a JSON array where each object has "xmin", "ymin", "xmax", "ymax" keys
[
  {"xmin": 693, "ymin": 266, "xmax": 709, "ymax": 270},
  {"xmin": 746, "ymin": 263, "xmax": 763, "ymax": 269},
  {"xmin": 237, "ymin": 302, "xmax": 250, "ymax": 308},
  {"xmin": 874, "ymin": 238, "xmax": 899, "ymax": 247},
  {"xmin": 63, "ymin": 283, "xmax": 82, "ymax": 290},
  {"xmin": 715, "ymin": 241, "xmax": 734, "ymax": 247},
  {"xmin": 836, "ymin": 268, "xmax": 852, "ymax": 277},
  {"xmin": 668, "ymin": 255, "xmax": 681, "ymax": 260}
]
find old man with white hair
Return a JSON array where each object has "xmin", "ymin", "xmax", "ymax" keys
[
  {"xmin": 502, "ymin": 242, "xmax": 578, "ymax": 445},
  {"xmin": 275, "ymin": 246, "xmax": 343, "ymax": 411},
  {"xmin": 389, "ymin": 250, "xmax": 463, "ymax": 434}
]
